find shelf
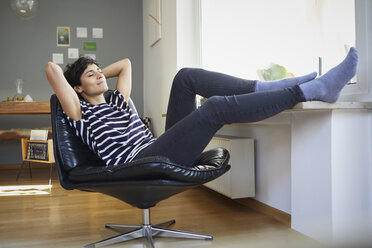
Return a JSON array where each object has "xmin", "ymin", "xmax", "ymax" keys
[
  {"xmin": 0, "ymin": 102, "xmax": 50, "ymax": 115},
  {"xmin": 0, "ymin": 129, "xmax": 53, "ymax": 140}
]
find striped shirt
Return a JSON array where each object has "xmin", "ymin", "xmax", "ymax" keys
[{"xmin": 65, "ymin": 90, "xmax": 155, "ymax": 166}]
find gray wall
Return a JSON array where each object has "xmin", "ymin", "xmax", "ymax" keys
[{"xmin": 0, "ymin": 0, "xmax": 143, "ymax": 164}]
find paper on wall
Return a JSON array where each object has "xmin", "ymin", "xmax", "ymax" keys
[
  {"xmin": 92, "ymin": 28, "xmax": 103, "ymax": 38},
  {"xmin": 76, "ymin": 27, "xmax": 88, "ymax": 38},
  {"xmin": 84, "ymin": 54, "xmax": 96, "ymax": 60},
  {"xmin": 68, "ymin": 48, "xmax": 79, "ymax": 59},
  {"xmin": 52, "ymin": 53, "xmax": 64, "ymax": 64}
]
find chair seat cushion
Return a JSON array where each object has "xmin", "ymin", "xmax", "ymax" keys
[{"xmin": 68, "ymin": 147, "xmax": 230, "ymax": 184}]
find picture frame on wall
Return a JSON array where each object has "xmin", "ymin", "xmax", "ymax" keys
[{"xmin": 57, "ymin": 26, "xmax": 70, "ymax": 47}]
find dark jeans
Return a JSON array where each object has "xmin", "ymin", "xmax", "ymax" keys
[{"xmin": 136, "ymin": 68, "xmax": 305, "ymax": 166}]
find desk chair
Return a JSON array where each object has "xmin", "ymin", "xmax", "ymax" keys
[{"xmin": 50, "ymin": 91, "xmax": 230, "ymax": 248}]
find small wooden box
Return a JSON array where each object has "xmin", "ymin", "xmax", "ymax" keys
[{"xmin": 21, "ymin": 138, "xmax": 55, "ymax": 163}]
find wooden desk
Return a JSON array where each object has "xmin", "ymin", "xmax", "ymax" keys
[{"xmin": 0, "ymin": 102, "xmax": 50, "ymax": 115}]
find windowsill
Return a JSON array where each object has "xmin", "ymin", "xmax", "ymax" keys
[
  {"xmin": 161, "ymin": 101, "xmax": 372, "ymax": 119},
  {"xmin": 290, "ymin": 101, "xmax": 372, "ymax": 111}
]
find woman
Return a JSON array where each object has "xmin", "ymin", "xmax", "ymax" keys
[{"xmin": 45, "ymin": 47, "xmax": 358, "ymax": 167}]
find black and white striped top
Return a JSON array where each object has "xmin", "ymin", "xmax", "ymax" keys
[{"xmin": 65, "ymin": 90, "xmax": 155, "ymax": 166}]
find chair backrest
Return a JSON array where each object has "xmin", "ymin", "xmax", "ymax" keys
[
  {"xmin": 50, "ymin": 91, "xmax": 120, "ymax": 187},
  {"xmin": 127, "ymin": 98, "xmax": 138, "ymax": 115}
]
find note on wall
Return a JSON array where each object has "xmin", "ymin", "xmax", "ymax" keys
[
  {"xmin": 52, "ymin": 53, "xmax": 64, "ymax": 64},
  {"xmin": 68, "ymin": 48, "xmax": 79, "ymax": 59},
  {"xmin": 84, "ymin": 42, "xmax": 96, "ymax": 51},
  {"xmin": 84, "ymin": 54, "xmax": 96, "ymax": 60},
  {"xmin": 76, "ymin": 27, "xmax": 88, "ymax": 38},
  {"xmin": 92, "ymin": 28, "xmax": 103, "ymax": 38}
]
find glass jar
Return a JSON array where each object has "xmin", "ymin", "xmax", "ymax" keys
[{"xmin": 14, "ymin": 78, "xmax": 25, "ymax": 102}]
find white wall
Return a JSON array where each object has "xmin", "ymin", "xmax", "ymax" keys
[
  {"xmin": 370, "ymin": 115, "xmax": 372, "ymax": 230},
  {"xmin": 143, "ymin": 0, "xmax": 178, "ymax": 137}
]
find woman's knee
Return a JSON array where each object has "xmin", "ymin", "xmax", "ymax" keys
[
  {"xmin": 174, "ymin": 67, "xmax": 191, "ymax": 82},
  {"xmin": 175, "ymin": 67, "xmax": 196, "ymax": 78},
  {"xmin": 172, "ymin": 68, "xmax": 197, "ymax": 92},
  {"xmin": 200, "ymin": 96, "xmax": 225, "ymax": 118}
]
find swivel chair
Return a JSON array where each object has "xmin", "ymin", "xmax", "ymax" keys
[{"xmin": 50, "ymin": 91, "xmax": 231, "ymax": 248}]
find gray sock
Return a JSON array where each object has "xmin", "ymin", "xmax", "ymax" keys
[
  {"xmin": 299, "ymin": 47, "xmax": 358, "ymax": 102},
  {"xmin": 255, "ymin": 72, "xmax": 317, "ymax": 92}
]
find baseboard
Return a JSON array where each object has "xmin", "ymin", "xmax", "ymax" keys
[{"xmin": 236, "ymin": 198, "xmax": 291, "ymax": 227}]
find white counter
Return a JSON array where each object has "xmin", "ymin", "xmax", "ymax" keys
[{"xmin": 218, "ymin": 101, "xmax": 372, "ymax": 245}]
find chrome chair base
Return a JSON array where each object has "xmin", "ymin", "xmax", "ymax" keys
[{"xmin": 84, "ymin": 209, "xmax": 212, "ymax": 248}]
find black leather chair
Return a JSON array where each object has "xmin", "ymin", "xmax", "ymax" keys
[{"xmin": 50, "ymin": 91, "xmax": 231, "ymax": 248}]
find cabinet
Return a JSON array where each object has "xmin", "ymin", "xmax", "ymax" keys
[{"xmin": 204, "ymin": 136, "xmax": 255, "ymax": 199}]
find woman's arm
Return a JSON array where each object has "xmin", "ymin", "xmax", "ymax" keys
[
  {"xmin": 102, "ymin": 58, "xmax": 132, "ymax": 101},
  {"xmin": 45, "ymin": 62, "xmax": 82, "ymax": 120}
]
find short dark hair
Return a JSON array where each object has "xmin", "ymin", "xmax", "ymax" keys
[{"xmin": 64, "ymin": 57, "xmax": 98, "ymax": 87}]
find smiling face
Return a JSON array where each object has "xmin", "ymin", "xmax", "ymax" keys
[{"xmin": 74, "ymin": 63, "xmax": 108, "ymax": 97}]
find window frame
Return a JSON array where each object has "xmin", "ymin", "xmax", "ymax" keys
[{"xmin": 340, "ymin": 0, "xmax": 371, "ymax": 101}]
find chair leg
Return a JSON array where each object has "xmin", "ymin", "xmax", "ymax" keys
[
  {"xmin": 84, "ymin": 228, "xmax": 143, "ymax": 248},
  {"xmin": 105, "ymin": 223, "xmax": 141, "ymax": 230},
  {"xmin": 152, "ymin": 226, "xmax": 213, "ymax": 240},
  {"xmin": 16, "ymin": 162, "xmax": 33, "ymax": 181},
  {"xmin": 48, "ymin": 163, "xmax": 53, "ymax": 186},
  {"xmin": 144, "ymin": 225, "xmax": 155, "ymax": 248},
  {"xmin": 16, "ymin": 162, "xmax": 25, "ymax": 181},
  {"xmin": 28, "ymin": 162, "xmax": 32, "ymax": 179},
  {"xmin": 153, "ymin": 219, "xmax": 176, "ymax": 228}
]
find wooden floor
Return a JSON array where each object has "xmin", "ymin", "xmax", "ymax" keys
[{"xmin": 0, "ymin": 166, "xmax": 323, "ymax": 248}]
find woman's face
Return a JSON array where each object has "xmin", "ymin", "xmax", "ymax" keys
[{"xmin": 75, "ymin": 63, "xmax": 108, "ymax": 96}]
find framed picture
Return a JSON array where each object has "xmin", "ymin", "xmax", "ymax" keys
[
  {"xmin": 27, "ymin": 142, "xmax": 49, "ymax": 161},
  {"xmin": 57, "ymin": 26, "xmax": 70, "ymax": 47}
]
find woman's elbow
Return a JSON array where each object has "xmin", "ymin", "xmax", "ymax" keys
[
  {"xmin": 45, "ymin": 61, "xmax": 55, "ymax": 73},
  {"xmin": 45, "ymin": 62, "xmax": 51, "ymax": 72},
  {"xmin": 45, "ymin": 61, "xmax": 62, "ymax": 74},
  {"xmin": 121, "ymin": 58, "xmax": 131, "ymax": 67}
]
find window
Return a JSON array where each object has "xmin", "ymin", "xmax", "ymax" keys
[{"xmin": 201, "ymin": 0, "xmax": 359, "ymax": 91}]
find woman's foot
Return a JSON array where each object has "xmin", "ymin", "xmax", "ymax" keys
[
  {"xmin": 299, "ymin": 47, "xmax": 358, "ymax": 103},
  {"xmin": 255, "ymin": 72, "xmax": 317, "ymax": 92}
]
